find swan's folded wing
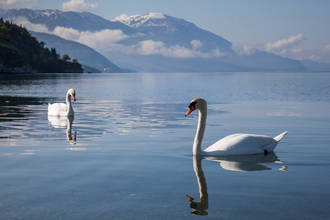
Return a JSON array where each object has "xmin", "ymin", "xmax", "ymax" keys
[
  {"xmin": 48, "ymin": 103, "xmax": 67, "ymax": 116},
  {"xmin": 204, "ymin": 133, "xmax": 276, "ymax": 155}
]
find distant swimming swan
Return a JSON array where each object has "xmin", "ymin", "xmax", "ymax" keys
[
  {"xmin": 48, "ymin": 88, "xmax": 76, "ymax": 116},
  {"xmin": 185, "ymin": 98, "xmax": 288, "ymax": 155}
]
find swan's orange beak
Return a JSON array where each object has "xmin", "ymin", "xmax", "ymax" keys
[
  {"xmin": 186, "ymin": 194, "xmax": 194, "ymax": 203},
  {"xmin": 185, "ymin": 106, "xmax": 195, "ymax": 117},
  {"xmin": 72, "ymin": 94, "xmax": 76, "ymax": 102},
  {"xmin": 185, "ymin": 109, "xmax": 193, "ymax": 117}
]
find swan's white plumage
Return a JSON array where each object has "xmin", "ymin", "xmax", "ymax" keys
[
  {"xmin": 48, "ymin": 103, "xmax": 68, "ymax": 116},
  {"xmin": 48, "ymin": 88, "xmax": 76, "ymax": 116},
  {"xmin": 186, "ymin": 97, "xmax": 288, "ymax": 156},
  {"xmin": 204, "ymin": 133, "xmax": 278, "ymax": 155}
]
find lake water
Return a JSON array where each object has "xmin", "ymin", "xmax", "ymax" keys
[{"xmin": 0, "ymin": 72, "xmax": 330, "ymax": 219}]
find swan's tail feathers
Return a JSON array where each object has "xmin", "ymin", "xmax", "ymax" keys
[{"xmin": 274, "ymin": 131, "xmax": 288, "ymax": 142}]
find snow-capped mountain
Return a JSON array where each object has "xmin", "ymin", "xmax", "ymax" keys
[
  {"xmin": 0, "ymin": 8, "xmax": 133, "ymax": 32},
  {"xmin": 110, "ymin": 12, "xmax": 305, "ymax": 72},
  {"xmin": 114, "ymin": 12, "xmax": 233, "ymax": 55},
  {"xmin": 0, "ymin": 9, "xmax": 313, "ymax": 72},
  {"xmin": 113, "ymin": 12, "xmax": 167, "ymax": 28}
]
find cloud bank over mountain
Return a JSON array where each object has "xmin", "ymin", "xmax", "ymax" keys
[
  {"xmin": 12, "ymin": 16, "xmax": 127, "ymax": 50},
  {"xmin": 265, "ymin": 33, "xmax": 304, "ymax": 55},
  {"xmin": 62, "ymin": 0, "xmax": 98, "ymax": 12},
  {"xmin": 11, "ymin": 12, "xmax": 229, "ymax": 59},
  {"xmin": 1, "ymin": 8, "xmax": 328, "ymax": 72},
  {"xmin": 263, "ymin": 34, "xmax": 330, "ymax": 64},
  {"xmin": 0, "ymin": 0, "xmax": 36, "ymax": 9}
]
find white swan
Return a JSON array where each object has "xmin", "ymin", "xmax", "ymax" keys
[
  {"xmin": 48, "ymin": 88, "xmax": 76, "ymax": 116},
  {"xmin": 185, "ymin": 98, "xmax": 288, "ymax": 156}
]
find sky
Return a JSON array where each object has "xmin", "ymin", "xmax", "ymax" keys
[{"xmin": 1, "ymin": 0, "xmax": 330, "ymax": 63}]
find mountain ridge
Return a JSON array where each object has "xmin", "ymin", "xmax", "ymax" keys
[
  {"xmin": 0, "ymin": 8, "xmax": 133, "ymax": 32},
  {"xmin": 30, "ymin": 31, "xmax": 122, "ymax": 72},
  {"xmin": 1, "ymin": 9, "xmax": 326, "ymax": 72}
]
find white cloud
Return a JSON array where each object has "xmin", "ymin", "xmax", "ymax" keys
[
  {"xmin": 11, "ymin": 17, "xmax": 227, "ymax": 59},
  {"xmin": 0, "ymin": 0, "xmax": 36, "ymax": 8},
  {"xmin": 49, "ymin": 26, "xmax": 128, "ymax": 51},
  {"xmin": 136, "ymin": 40, "xmax": 210, "ymax": 58},
  {"xmin": 78, "ymin": 29, "xmax": 128, "ymax": 49},
  {"xmin": 52, "ymin": 26, "xmax": 80, "ymax": 40},
  {"xmin": 138, "ymin": 40, "xmax": 164, "ymax": 55},
  {"xmin": 265, "ymin": 33, "xmax": 304, "ymax": 53},
  {"xmin": 190, "ymin": 40, "xmax": 202, "ymax": 49},
  {"xmin": 280, "ymin": 47, "xmax": 330, "ymax": 64},
  {"xmin": 104, "ymin": 39, "xmax": 213, "ymax": 58},
  {"xmin": 232, "ymin": 43, "xmax": 257, "ymax": 55},
  {"xmin": 232, "ymin": 39, "xmax": 330, "ymax": 64},
  {"xmin": 13, "ymin": 16, "xmax": 127, "ymax": 52},
  {"xmin": 165, "ymin": 45, "xmax": 202, "ymax": 58},
  {"xmin": 12, "ymin": 17, "xmax": 49, "ymax": 33},
  {"xmin": 62, "ymin": 0, "xmax": 98, "ymax": 12}
]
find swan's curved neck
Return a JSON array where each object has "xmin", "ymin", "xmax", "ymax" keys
[
  {"xmin": 66, "ymin": 93, "xmax": 74, "ymax": 116},
  {"xmin": 193, "ymin": 104, "xmax": 207, "ymax": 155}
]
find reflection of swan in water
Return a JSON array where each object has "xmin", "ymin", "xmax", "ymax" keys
[
  {"xmin": 186, "ymin": 153, "xmax": 287, "ymax": 215},
  {"xmin": 206, "ymin": 153, "xmax": 288, "ymax": 172},
  {"xmin": 186, "ymin": 155, "xmax": 209, "ymax": 216},
  {"xmin": 48, "ymin": 115, "xmax": 76, "ymax": 144}
]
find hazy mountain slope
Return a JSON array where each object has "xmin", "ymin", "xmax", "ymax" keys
[
  {"xmin": 30, "ymin": 31, "xmax": 121, "ymax": 72},
  {"xmin": 223, "ymin": 51, "xmax": 306, "ymax": 72},
  {"xmin": 111, "ymin": 13, "xmax": 305, "ymax": 72},
  {"xmin": 1, "ymin": 9, "xmax": 322, "ymax": 72},
  {"xmin": 300, "ymin": 60, "xmax": 330, "ymax": 72}
]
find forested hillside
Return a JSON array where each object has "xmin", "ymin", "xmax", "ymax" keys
[{"xmin": 0, "ymin": 18, "xmax": 82, "ymax": 73}]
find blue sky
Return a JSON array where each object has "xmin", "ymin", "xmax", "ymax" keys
[{"xmin": 2, "ymin": 0, "xmax": 330, "ymax": 62}]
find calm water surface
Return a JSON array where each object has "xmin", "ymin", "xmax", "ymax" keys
[{"xmin": 0, "ymin": 72, "xmax": 330, "ymax": 219}]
